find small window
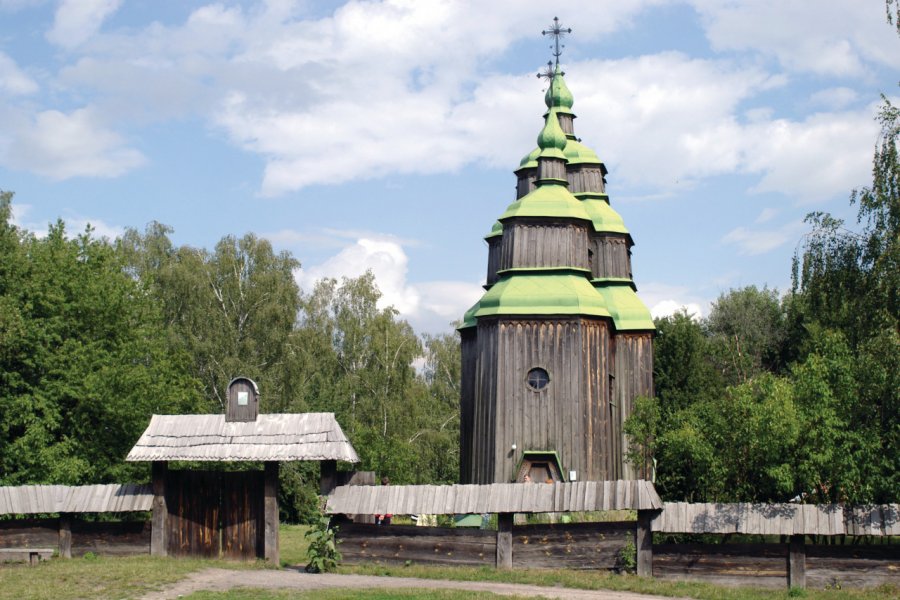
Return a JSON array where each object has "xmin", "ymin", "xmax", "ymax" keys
[{"xmin": 526, "ymin": 367, "xmax": 550, "ymax": 391}]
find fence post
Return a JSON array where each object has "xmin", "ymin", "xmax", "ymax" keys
[
  {"xmin": 636, "ymin": 509, "xmax": 653, "ymax": 577},
  {"xmin": 496, "ymin": 513, "xmax": 513, "ymax": 569},
  {"xmin": 788, "ymin": 534, "xmax": 806, "ymax": 589},
  {"xmin": 58, "ymin": 513, "xmax": 72, "ymax": 559},
  {"xmin": 151, "ymin": 461, "xmax": 168, "ymax": 557},
  {"xmin": 264, "ymin": 461, "xmax": 280, "ymax": 564}
]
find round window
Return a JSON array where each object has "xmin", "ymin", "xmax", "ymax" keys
[{"xmin": 526, "ymin": 367, "xmax": 550, "ymax": 391}]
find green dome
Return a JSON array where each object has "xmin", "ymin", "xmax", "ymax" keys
[
  {"xmin": 582, "ymin": 197, "xmax": 629, "ymax": 235},
  {"xmin": 595, "ymin": 282, "xmax": 655, "ymax": 331},
  {"xmin": 475, "ymin": 272, "xmax": 611, "ymax": 318},
  {"xmin": 518, "ymin": 146, "xmax": 540, "ymax": 170},
  {"xmin": 564, "ymin": 138, "xmax": 603, "ymax": 166},
  {"xmin": 499, "ymin": 179, "xmax": 591, "ymax": 222},
  {"xmin": 484, "ymin": 220, "xmax": 503, "ymax": 240},
  {"xmin": 459, "ymin": 299, "xmax": 480, "ymax": 329},
  {"xmin": 544, "ymin": 65, "xmax": 574, "ymax": 114},
  {"xmin": 536, "ymin": 108, "xmax": 567, "ymax": 160}
]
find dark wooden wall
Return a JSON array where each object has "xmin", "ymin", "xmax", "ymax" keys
[
  {"xmin": 0, "ymin": 518, "xmax": 149, "ymax": 557},
  {"xmin": 590, "ymin": 235, "xmax": 631, "ymax": 280},
  {"xmin": 486, "ymin": 238, "xmax": 501, "ymax": 286},
  {"xmin": 806, "ymin": 544, "xmax": 899, "ymax": 589},
  {"xmin": 516, "ymin": 170, "xmax": 537, "ymax": 199},
  {"xmin": 654, "ymin": 543, "xmax": 789, "ymax": 589},
  {"xmin": 512, "ymin": 521, "xmax": 632, "ymax": 570},
  {"xmin": 338, "ymin": 523, "xmax": 496, "ymax": 567},
  {"xmin": 468, "ymin": 317, "xmax": 614, "ymax": 484},
  {"xmin": 499, "ymin": 221, "xmax": 590, "ymax": 271},
  {"xmin": 537, "ymin": 157, "xmax": 567, "ymax": 182},
  {"xmin": 612, "ymin": 334, "xmax": 654, "ymax": 480},
  {"xmin": 568, "ymin": 166, "xmax": 606, "ymax": 196},
  {"xmin": 459, "ymin": 329, "xmax": 478, "ymax": 485}
]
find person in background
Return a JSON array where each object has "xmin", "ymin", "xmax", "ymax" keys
[{"xmin": 375, "ymin": 476, "xmax": 392, "ymax": 525}]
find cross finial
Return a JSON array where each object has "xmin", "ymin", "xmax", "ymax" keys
[
  {"xmin": 536, "ymin": 60, "xmax": 557, "ymax": 83},
  {"xmin": 542, "ymin": 16, "xmax": 571, "ymax": 67}
]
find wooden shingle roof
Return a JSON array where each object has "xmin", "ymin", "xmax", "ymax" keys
[
  {"xmin": 126, "ymin": 413, "xmax": 359, "ymax": 463},
  {"xmin": 325, "ymin": 480, "xmax": 662, "ymax": 515},
  {"xmin": 652, "ymin": 502, "xmax": 900, "ymax": 536},
  {"xmin": 0, "ymin": 484, "xmax": 152, "ymax": 515}
]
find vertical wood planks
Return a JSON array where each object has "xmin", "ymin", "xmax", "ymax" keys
[
  {"xmin": 151, "ymin": 461, "xmax": 167, "ymax": 557},
  {"xmin": 264, "ymin": 462, "xmax": 279, "ymax": 564},
  {"xmin": 496, "ymin": 513, "xmax": 513, "ymax": 569}
]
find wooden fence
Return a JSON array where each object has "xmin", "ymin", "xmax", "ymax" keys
[{"xmin": 328, "ymin": 485, "xmax": 899, "ymax": 590}]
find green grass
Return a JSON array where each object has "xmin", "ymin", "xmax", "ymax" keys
[
  {"xmin": 279, "ymin": 524, "xmax": 311, "ymax": 567},
  {"xmin": 0, "ymin": 555, "xmax": 267, "ymax": 600},
  {"xmin": 184, "ymin": 589, "xmax": 538, "ymax": 599},
  {"xmin": 340, "ymin": 564, "xmax": 899, "ymax": 600}
]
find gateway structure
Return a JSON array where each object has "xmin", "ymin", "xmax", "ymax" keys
[{"xmin": 459, "ymin": 22, "xmax": 655, "ymax": 484}]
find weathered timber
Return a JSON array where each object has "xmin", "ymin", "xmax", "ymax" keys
[
  {"xmin": 58, "ymin": 513, "xmax": 72, "ymax": 558},
  {"xmin": 320, "ymin": 460, "xmax": 337, "ymax": 495},
  {"xmin": 806, "ymin": 544, "xmax": 900, "ymax": 589},
  {"xmin": 537, "ymin": 157, "xmax": 566, "ymax": 182},
  {"xmin": 459, "ymin": 329, "xmax": 477, "ymax": 484},
  {"xmin": 788, "ymin": 535, "xmax": 805, "ymax": 589},
  {"xmin": 486, "ymin": 237, "xmax": 501, "ymax": 286},
  {"xmin": 653, "ymin": 543, "xmax": 788, "ymax": 589},
  {"xmin": 264, "ymin": 462, "xmax": 279, "ymax": 563},
  {"xmin": 166, "ymin": 470, "xmax": 220, "ymax": 558},
  {"xmin": 516, "ymin": 169, "xmax": 537, "ymax": 199},
  {"xmin": 71, "ymin": 519, "xmax": 150, "ymax": 557},
  {"xmin": 636, "ymin": 510, "xmax": 654, "ymax": 577},
  {"xmin": 151, "ymin": 461, "xmax": 167, "ymax": 556},
  {"xmin": 568, "ymin": 166, "xmax": 606, "ymax": 196},
  {"xmin": 337, "ymin": 523, "xmax": 495, "ymax": 567},
  {"xmin": 221, "ymin": 470, "xmax": 264, "ymax": 560},
  {"xmin": 0, "ymin": 548, "xmax": 54, "ymax": 565},
  {"xmin": 613, "ymin": 334, "xmax": 654, "ymax": 480},
  {"xmin": 499, "ymin": 220, "xmax": 590, "ymax": 272},
  {"xmin": 497, "ymin": 513, "xmax": 513, "ymax": 569},
  {"xmin": 0, "ymin": 519, "xmax": 58, "ymax": 548},
  {"xmin": 590, "ymin": 235, "xmax": 631, "ymax": 280},
  {"xmin": 512, "ymin": 521, "xmax": 632, "ymax": 570}
]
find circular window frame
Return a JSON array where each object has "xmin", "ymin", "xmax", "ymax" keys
[{"xmin": 525, "ymin": 367, "xmax": 551, "ymax": 391}]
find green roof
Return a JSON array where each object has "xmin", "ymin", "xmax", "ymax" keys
[
  {"xmin": 518, "ymin": 146, "xmax": 540, "ymax": 170},
  {"xmin": 484, "ymin": 220, "xmax": 503, "ymax": 240},
  {"xmin": 475, "ymin": 272, "xmax": 611, "ymax": 318},
  {"xmin": 595, "ymin": 282, "xmax": 655, "ymax": 331},
  {"xmin": 582, "ymin": 197, "xmax": 630, "ymax": 235},
  {"xmin": 459, "ymin": 299, "xmax": 480, "ymax": 329},
  {"xmin": 564, "ymin": 138, "xmax": 602, "ymax": 166},
  {"xmin": 498, "ymin": 180, "xmax": 592, "ymax": 222}
]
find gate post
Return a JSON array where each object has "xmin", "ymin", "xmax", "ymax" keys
[
  {"xmin": 496, "ymin": 513, "xmax": 513, "ymax": 569},
  {"xmin": 264, "ymin": 462, "xmax": 279, "ymax": 564},
  {"xmin": 636, "ymin": 509, "xmax": 653, "ymax": 577},
  {"xmin": 151, "ymin": 461, "xmax": 168, "ymax": 557},
  {"xmin": 58, "ymin": 513, "xmax": 72, "ymax": 559},
  {"xmin": 789, "ymin": 535, "xmax": 806, "ymax": 589}
]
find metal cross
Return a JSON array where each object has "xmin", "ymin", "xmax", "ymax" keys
[
  {"xmin": 536, "ymin": 60, "xmax": 557, "ymax": 82},
  {"xmin": 542, "ymin": 16, "xmax": 571, "ymax": 67}
]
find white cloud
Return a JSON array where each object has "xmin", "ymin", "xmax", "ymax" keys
[
  {"xmin": 692, "ymin": 0, "xmax": 900, "ymax": 76},
  {"xmin": 46, "ymin": 0, "xmax": 122, "ymax": 49},
  {"xmin": 755, "ymin": 208, "xmax": 779, "ymax": 224},
  {"xmin": 296, "ymin": 236, "xmax": 482, "ymax": 333},
  {"xmin": 721, "ymin": 220, "xmax": 806, "ymax": 256},
  {"xmin": 10, "ymin": 201, "xmax": 123, "ymax": 239},
  {"xmin": 637, "ymin": 281, "xmax": 709, "ymax": 320},
  {"xmin": 3, "ymin": 107, "xmax": 145, "ymax": 179},
  {"xmin": 0, "ymin": 52, "xmax": 38, "ymax": 95}
]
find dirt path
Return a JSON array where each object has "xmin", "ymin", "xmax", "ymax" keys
[{"xmin": 140, "ymin": 568, "xmax": 686, "ymax": 599}]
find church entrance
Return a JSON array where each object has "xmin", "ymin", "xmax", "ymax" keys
[{"xmin": 516, "ymin": 451, "xmax": 565, "ymax": 483}]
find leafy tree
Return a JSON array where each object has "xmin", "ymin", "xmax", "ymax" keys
[{"xmin": 0, "ymin": 199, "xmax": 203, "ymax": 484}]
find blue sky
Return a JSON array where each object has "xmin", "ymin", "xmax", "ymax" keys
[{"xmin": 1, "ymin": 0, "xmax": 898, "ymax": 334}]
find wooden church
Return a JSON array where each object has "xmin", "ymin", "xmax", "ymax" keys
[{"xmin": 459, "ymin": 22, "xmax": 655, "ymax": 485}]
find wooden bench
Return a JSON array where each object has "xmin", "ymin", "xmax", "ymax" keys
[{"xmin": 0, "ymin": 548, "xmax": 55, "ymax": 566}]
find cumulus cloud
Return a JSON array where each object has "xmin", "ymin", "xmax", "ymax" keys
[
  {"xmin": 0, "ymin": 52, "xmax": 38, "ymax": 95},
  {"xmin": 296, "ymin": 236, "xmax": 482, "ymax": 333},
  {"xmin": 692, "ymin": 0, "xmax": 900, "ymax": 76},
  {"xmin": 2, "ymin": 107, "xmax": 145, "ymax": 179},
  {"xmin": 721, "ymin": 220, "xmax": 806, "ymax": 256},
  {"xmin": 637, "ymin": 281, "xmax": 709, "ymax": 320},
  {"xmin": 46, "ymin": 0, "xmax": 122, "ymax": 49}
]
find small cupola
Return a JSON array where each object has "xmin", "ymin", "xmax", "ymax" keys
[{"xmin": 226, "ymin": 376, "xmax": 260, "ymax": 422}]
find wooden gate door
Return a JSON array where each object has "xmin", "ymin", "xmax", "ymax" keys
[
  {"xmin": 221, "ymin": 471, "xmax": 263, "ymax": 559},
  {"xmin": 165, "ymin": 470, "xmax": 263, "ymax": 559}
]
